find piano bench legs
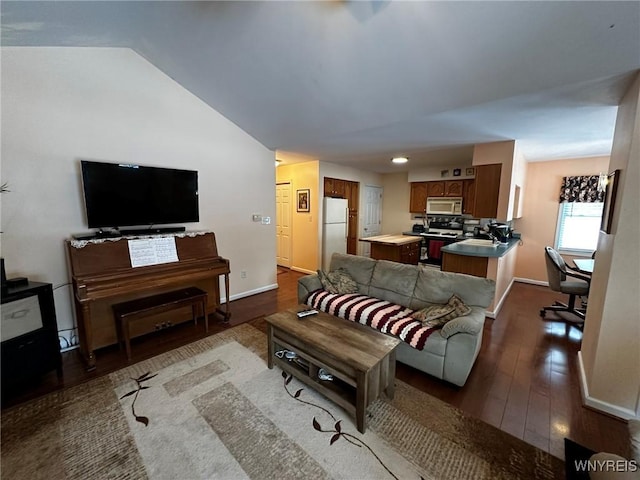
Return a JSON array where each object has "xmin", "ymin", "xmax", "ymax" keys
[{"xmin": 112, "ymin": 287, "xmax": 208, "ymax": 362}]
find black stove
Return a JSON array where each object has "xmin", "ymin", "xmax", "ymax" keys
[
  {"xmin": 416, "ymin": 217, "xmax": 464, "ymax": 266},
  {"xmin": 421, "ymin": 217, "xmax": 463, "ymax": 238},
  {"xmin": 420, "ymin": 229, "xmax": 462, "ymax": 239}
]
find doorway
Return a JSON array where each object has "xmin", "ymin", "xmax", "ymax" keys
[
  {"xmin": 276, "ymin": 182, "xmax": 292, "ymax": 268},
  {"xmin": 361, "ymin": 185, "xmax": 383, "ymax": 257}
]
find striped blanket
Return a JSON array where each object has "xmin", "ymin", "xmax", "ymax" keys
[{"xmin": 306, "ymin": 290, "xmax": 441, "ymax": 351}]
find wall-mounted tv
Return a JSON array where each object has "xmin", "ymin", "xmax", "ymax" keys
[{"xmin": 81, "ymin": 160, "xmax": 199, "ymax": 230}]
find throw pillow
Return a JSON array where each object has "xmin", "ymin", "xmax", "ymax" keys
[
  {"xmin": 328, "ymin": 268, "xmax": 359, "ymax": 294},
  {"xmin": 410, "ymin": 304, "xmax": 455, "ymax": 323},
  {"xmin": 317, "ymin": 269, "xmax": 338, "ymax": 294},
  {"xmin": 447, "ymin": 294, "xmax": 472, "ymax": 318},
  {"xmin": 410, "ymin": 294, "xmax": 472, "ymax": 328},
  {"xmin": 317, "ymin": 268, "xmax": 359, "ymax": 295}
]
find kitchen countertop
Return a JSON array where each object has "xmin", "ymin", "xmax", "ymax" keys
[
  {"xmin": 360, "ymin": 234, "xmax": 423, "ymax": 245},
  {"xmin": 441, "ymin": 237, "xmax": 520, "ymax": 258}
]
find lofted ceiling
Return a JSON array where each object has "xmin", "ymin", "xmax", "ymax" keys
[{"xmin": 2, "ymin": 1, "xmax": 639, "ymax": 172}]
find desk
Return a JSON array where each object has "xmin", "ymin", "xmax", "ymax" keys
[{"xmin": 573, "ymin": 258, "xmax": 594, "ymax": 274}]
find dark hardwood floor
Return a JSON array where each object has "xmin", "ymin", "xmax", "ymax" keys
[{"xmin": 2, "ymin": 268, "xmax": 628, "ymax": 460}]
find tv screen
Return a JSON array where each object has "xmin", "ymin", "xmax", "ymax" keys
[{"xmin": 81, "ymin": 160, "xmax": 199, "ymax": 229}]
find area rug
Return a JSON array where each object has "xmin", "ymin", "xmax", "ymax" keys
[{"xmin": 1, "ymin": 323, "xmax": 565, "ymax": 479}]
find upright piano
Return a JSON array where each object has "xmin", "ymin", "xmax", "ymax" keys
[{"xmin": 67, "ymin": 231, "xmax": 230, "ymax": 370}]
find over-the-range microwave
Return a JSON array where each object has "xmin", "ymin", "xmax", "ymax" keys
[{"xmin": 426, "ymin": 197, "xmax": 463, "ymax": 215}]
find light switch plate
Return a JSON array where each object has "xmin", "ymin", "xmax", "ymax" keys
[
  {"xmin": 261, "ymin": 216, "xmax": 271, "ymax": 225},
  {"xmin": 252, "ymin": 214, "xmax": 262, "ymax": 222}
]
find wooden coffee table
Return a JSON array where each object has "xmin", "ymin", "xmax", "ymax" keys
[{"xmin": 265, "ymin": 307, "xmax": 401, "ymax": 433}]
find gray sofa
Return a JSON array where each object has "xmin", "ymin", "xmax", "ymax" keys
[{"xmin": 298, "ymin": 253, "xmax": 496, "ymax": 387}]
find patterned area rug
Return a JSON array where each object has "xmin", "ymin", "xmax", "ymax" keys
[{"xmin": 1, "ymin": 323, "xmax": 565, "ymax": 479}]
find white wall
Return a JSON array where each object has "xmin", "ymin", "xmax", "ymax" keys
[
  {"xmin": 1, "ymin": 47, "xmax": 277, "ymax": 347},
  {"xmin": 381, "ymin": 172, "xmax": 413, "ymax": 235},
  {"xmin": 579, "ymin": 73, "xmax": 640, "ymax": 419},
  {"xmin": 407, "ymin": 165, "xmax": 475, "ymax": 182}
]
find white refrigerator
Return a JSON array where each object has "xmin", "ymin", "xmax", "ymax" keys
[{"xmin": 322, "ymin": 197, "xmax": 348, "ymax": 271}]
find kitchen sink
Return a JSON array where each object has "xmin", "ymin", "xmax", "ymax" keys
[{"xmin": 458, "ymin": 238, "xmax": 498, "ymax": 247}]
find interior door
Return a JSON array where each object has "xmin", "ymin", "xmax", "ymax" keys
[
  {"xmin": 361, "ymin": 185, "xmax": 383, "ymax": 257},
  {"xmin": 276, "ymin": 183, "xmax": 292, "ymax": 267}
]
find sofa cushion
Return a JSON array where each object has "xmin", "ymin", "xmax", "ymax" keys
[
  {"xmin": 306, "ymin": 290, "xmax": 441, "ymax": 351},
  {"xmin": 317, "ymin": 269, "xmax": 358, "ymax": 295},
  {"xmin": 412, "ymin": 267, "xmax": 495, "ymax": 309},
  {"xmin": 368, "ymin": 260, "xmax": 419, "ymax": 307}
]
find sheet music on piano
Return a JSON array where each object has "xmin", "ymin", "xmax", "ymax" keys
[{"xmin": 128, "ymin": 237, "xmax": 179, "ymax": 268}]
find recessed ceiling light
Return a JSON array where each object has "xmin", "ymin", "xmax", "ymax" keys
[{"xmin": 391, "ymin": 157, "xmax": 408, "ymax": 164}]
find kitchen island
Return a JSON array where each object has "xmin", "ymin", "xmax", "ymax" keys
[
  {"xmin": 441, "ymin": 237, "xmax": 521, "ymax": 316},
  {"xmin": 360, "ymin": 234, "xmax": 422, "ymax": 265}
]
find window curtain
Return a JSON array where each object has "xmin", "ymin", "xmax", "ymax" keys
[{"xmin": 559, "ymin": 175, "xmax": 604, "ymax": 203}]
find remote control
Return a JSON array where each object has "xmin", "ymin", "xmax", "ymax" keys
[{"xmin": 296, "ymin": 309, "xmax": 318, "ymax": 318}]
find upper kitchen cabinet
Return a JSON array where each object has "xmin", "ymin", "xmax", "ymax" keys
[
  {"xmin": 472, "ymin": 164, "xmax": 502, "ymax": 218},
  {"xmin": 444, "ymin": 180, "xmax": 463, "ymax": 197},
  {"xmin": 410, "ymin": 180, "xmax": 467, "ymax": 212},
  {"xmin": 427, "ymin": 181, "xmax": 445, "ymax": 197},
  {"xmin": 462, "ymin": 179, "xmax": 475, "ymax": 214},
  {"xmin": 343, "ymin": 180, "xmax": 359, "ymax": 255},
  {"xmin": 324, "ymin": 177, "xmax": 346, "ymax": 198},
  {"xmin": 409, "ymin": 182, "xmax": 428, "ymax": 213},
  {"xmin": 422, "ymin": 180, "xmax": 464, "ymax": 198},
  {"xmin": 345, "ymin": 181, "xmax": 359, "ymax": 210}
]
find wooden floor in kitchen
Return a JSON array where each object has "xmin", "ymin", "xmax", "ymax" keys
[{"xmin": 2, "ymin": 267, "xmax": 629, "ymax": 460}]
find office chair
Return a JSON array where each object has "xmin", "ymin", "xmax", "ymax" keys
[{"xmin": 540, "ymin": 246, "xmax": 591, "ymax": 325}]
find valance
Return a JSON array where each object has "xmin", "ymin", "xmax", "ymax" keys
[{"xmin": 559, "ymin": 175, "xmax": 604, "ymax": 203}]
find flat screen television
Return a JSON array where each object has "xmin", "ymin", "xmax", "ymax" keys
[{"xmin": 81, "ymin": 160, "xmax": 199, "ymax": 230}]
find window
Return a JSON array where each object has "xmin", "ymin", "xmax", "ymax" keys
[{"xmin": 555, "ymin": 202, "xmax": 603, "ymax": 254}]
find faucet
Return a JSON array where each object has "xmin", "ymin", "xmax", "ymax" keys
[{"xmin": 486, "ymin": 232, "xmax": 498, "ymax": 244}]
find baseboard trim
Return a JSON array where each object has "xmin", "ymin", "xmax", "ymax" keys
[
  {"xmin": 222, "ymin": 283, "xmax": 278, "ymax": 303},
  {"xmin": 486, "ymin": 278, "xmax": 515, "ymax": 318},
  {"xmin": 514, "ymin": 277, "xmax": 549, "ymax": 287},
  {"xmin": 577, "ymin": 351, "xmax": 639, "ymax": 420},
  {"xmin": 290, "ymin": 266, "xmax": 315, "ymax": 275},
  {"xmin": 487, "ymin": 278, "xmax": 513, "ymax": 318}
]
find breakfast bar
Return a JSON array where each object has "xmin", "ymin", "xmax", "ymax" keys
[
  {"xmin": 441, "ymin": 238, "xmax": 519, "ymax": 277},
  {"xmin": 441, "ymin": 238, "xmax": 521, "ymax": 316},
  {"xmin": 442, "ymin": 237, "xmax": 520, "ymax": 257}
]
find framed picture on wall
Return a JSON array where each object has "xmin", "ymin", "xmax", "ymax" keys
[
  {"xmin": 600, "ymin": 169, "xmax": 620, "ymax": 234},
  {"xmin": 297, "ymin": 189, "xmax": 310, "ymax": 212}
]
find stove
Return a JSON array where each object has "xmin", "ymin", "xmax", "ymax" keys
[
  {"xmin": 417, "ymin": 217, "xmax": 463, "ymax": 266},
  {"xmin": 421, "ymin": 229, "xmax": 462, "ymax": 239},
  {"xmin": 422, "ymin": 217, "xmax": 463, "ymax": 239}
]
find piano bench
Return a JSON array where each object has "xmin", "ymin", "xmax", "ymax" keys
[{"xmin": 112, "ymin": 287, "xmax": 208, "ymax": 362}]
